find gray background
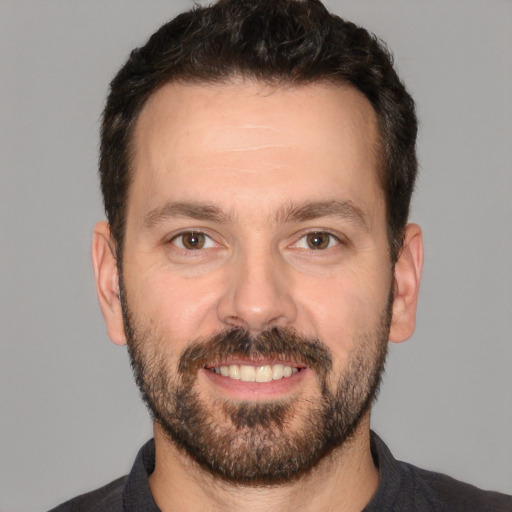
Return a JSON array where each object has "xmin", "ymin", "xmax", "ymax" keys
[{"xmin": 1, "ymin": 1, "xmax": 511, "ymax": 510}]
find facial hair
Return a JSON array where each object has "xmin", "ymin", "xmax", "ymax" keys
[{"xmin": 121, "ymin": 284, "xmax": 391, "ymax": 485}]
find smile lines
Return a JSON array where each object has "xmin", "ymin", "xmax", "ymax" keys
[{"xmin": 208, "ymin": 363, "xmax": 301, "ymax": 383}]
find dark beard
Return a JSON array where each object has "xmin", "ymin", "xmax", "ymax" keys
[{"xmin": 122, "ymin": 290, "xmax": 391, "ymax": 485}]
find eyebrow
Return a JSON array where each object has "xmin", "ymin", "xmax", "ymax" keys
[
  {"xmin": 143, "ymin": 201, "xmax": 231, "ymax": 228},
  {"xmin": 278, "ymin": 200, "xmax": 369, "ymax": 230}
]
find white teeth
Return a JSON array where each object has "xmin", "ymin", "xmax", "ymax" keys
[
  {"xmin": 212, "ymin": 363, "xmax": 300, "ymax": 382},
  {"xmin": 240, "ymin": 365, "xmax": 256, "ymax": 382},
  {"xmin": 255, "ymin": 365, "xmax": 273, "ymax": 382},
  {"xmin": 272, "ymin": 364, "xmax": 284, "ymax": 380},
  {"xmin": 228, "ymin": 365, "xmax": 241, "ymax": 380}
]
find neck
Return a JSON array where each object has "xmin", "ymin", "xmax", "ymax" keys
[{"xmin": 149, "ymin": 415, "xmax": 379, "ymax": 512}]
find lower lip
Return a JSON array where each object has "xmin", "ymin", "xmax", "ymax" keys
[{"xmin": 200, "ymin": 367, "xmax": 310, "ymax": 400}]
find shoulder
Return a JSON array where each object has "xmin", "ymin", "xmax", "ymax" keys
[
  {"xmin": 47, "ymin": 475, "xmax": 127, "ymax": 512},
  {"xmin": 401, "ymin": 461, "xmax": 512, "ymax": 512},
  {"xmin": 368, "ymin": 432, "xmax": 511, "ymax": 512}
]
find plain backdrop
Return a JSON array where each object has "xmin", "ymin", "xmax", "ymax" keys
[{"xmin": 1, "ymin": 1, "xmax": 511, "ymax": 510}]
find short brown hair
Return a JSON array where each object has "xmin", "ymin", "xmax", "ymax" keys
[{"xmin": 100, "ymin": 0, "xmax": 417, "ymax": 261}]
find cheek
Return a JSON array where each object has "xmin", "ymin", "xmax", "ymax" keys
[
  {"xmin": 297, "ymin": 267, "xmax": 391, "ymax": 353},
  {"xmin": 124, "ymin": 262, "xmax": 224, "ymax": 342}
]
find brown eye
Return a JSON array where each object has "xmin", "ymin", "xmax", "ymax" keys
[
  {"xmin": 175, "ymin": 232, "xmax": 207, "ymax": 250},
  {"xmin": 306, "ymin": 232, "xmax": 332, "ymax": 250}
]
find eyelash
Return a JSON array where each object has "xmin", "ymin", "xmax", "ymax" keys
[
  {"xmin": 292, "ymin": 231, "xmax": 343, "ymax": 251},
  {"xmin": 167, "ymin": 230, "xmax": 344, "ymax": 254},
  {"xmin": 169, "ymin": 231, "xmax": 218, "ymax": 251}
]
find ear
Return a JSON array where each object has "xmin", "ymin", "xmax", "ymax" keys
[
  {"xmin": 389, "ymin": 223, "xmax": 424, "ymax": 343},
  {"xmin": 91, "ymin": 221, "xmax": 127, "ymax": 346}
]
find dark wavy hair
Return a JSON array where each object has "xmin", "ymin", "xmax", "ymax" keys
[{"xmin": 100, "ymin": 0, "xmax": 417, "ymax": 262}]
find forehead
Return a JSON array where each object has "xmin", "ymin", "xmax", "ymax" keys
[{"xmin": 129, "ymin": 80, "xmax": 383, "ymax": 225}]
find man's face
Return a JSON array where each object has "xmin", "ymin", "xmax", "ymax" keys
[{"xmin": 118, "ymin": 81, "xmax": 395, "ymax": 481}]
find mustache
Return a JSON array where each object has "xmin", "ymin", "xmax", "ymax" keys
[{"xmin": 178, "ymin": 327, "xmax": 333, "ymax": 378}]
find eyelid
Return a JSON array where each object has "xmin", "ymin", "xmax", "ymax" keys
[
  {"xmin": 290, "ymin": 230, "xmax": 345, "ymax": 250},
  {"xmin": 168, "ymin": 230, "xmax": 219, "ymax": 250}
]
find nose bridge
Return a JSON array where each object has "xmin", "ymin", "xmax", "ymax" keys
[{"xmin": 217, "ymin": 240, "xmax": 297, "ymax": 333}]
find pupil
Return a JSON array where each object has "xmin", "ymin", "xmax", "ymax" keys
[
  {"xmin": 308, "ymin": 232, "xmax": 328, "ymax": 249},
  {"xmin": 184, "ymin": 232, "xmax": 204, "ymax": 249}
]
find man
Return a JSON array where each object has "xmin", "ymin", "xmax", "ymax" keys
[{"xmin": 50, "ymin": 0, "xmax": 511, "ymax": 510}]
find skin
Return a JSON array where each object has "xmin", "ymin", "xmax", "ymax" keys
[{"xmin": 92, "ymin": 80, "xmax": 423, "ymax": 512}]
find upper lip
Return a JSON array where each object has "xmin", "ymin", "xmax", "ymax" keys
[{"xmin": 205, "ymin": 359, "xmax": 306, "ymax": 369}]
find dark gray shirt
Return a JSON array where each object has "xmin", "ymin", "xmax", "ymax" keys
[{"xmin": 49, "ymin": 432, "xmax": 512, "ymax": 511}]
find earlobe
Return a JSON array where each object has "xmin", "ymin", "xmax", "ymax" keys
[
  {"xmin": 91, "ymin": 221, "xmax": 127, "ymax": 346},
  {"xmin": 389, "ymin": 223, "xmax": 424, "ymax": 343}
]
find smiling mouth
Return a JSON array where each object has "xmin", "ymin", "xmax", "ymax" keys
[{"xmin": 206, "ymin": 363, "xmax": 302, "ymax": 383}]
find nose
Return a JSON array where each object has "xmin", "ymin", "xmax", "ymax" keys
[{"xmin": 216, "ymin": 247, "xmax": 297, "ymax": 334}]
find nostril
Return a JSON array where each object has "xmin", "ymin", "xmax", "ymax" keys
[{"xmin": 223, "ymin": 315, "xmax": 250, "ymax": 329}]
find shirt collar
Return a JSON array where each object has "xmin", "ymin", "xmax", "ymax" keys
[
  {"xmin": 123, "ymin": 439, "xmax": 160, "ymax": 512},
  {"xmin": 122, "ymin": 431, "xmax": 402, "ymax": 512}
]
